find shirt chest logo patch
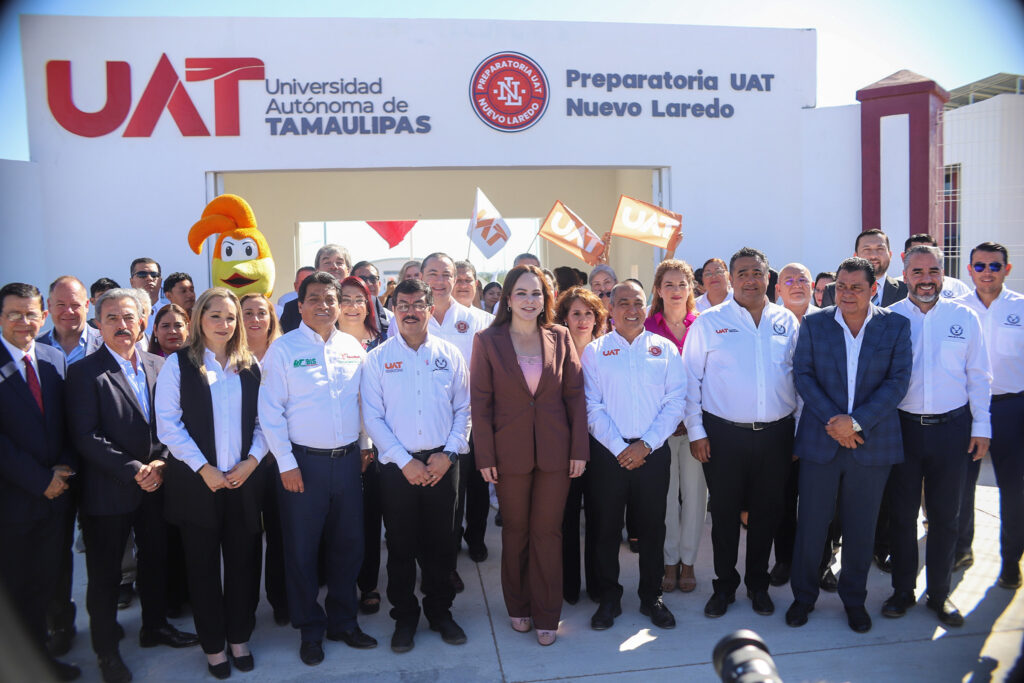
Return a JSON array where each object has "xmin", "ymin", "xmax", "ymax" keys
[
  {"xmin": 602, "ymin": 348, "xmax": 621, "ymax": 357},
  {"xmin": 455, "ymin": 321, "xmax": 469, "ymax": 333},
  {"xmin": 293, "ymin": 358, "xmax": 319, "ymax": 367},
  {"xmin": 772, "ymin": 322, "xmax": 787, "ymax": 336},
  {"xmin": 384, "ymin": 361, "xmax": 403, "ymax": 372},
  {"xmin": 648, "ymin": 346, "xmax": 662, "ymax": 356},
  {"xmin": 942, "ymin": 290, "xmax": 954, "ymax": 298},
  {"xmin": 1007, "ymin": 314, "xmax": 1021, "ymax": 327},
  {"xmin": 339, "ymin": 353, "xmax": 362, "ymax": 364},
  {"xmin": 715, "ymin": 328, "xmax": 738, "ymax": 334},
  {"xmin": 948, "ymin": 324, "xmax": 965, "ymax": 339},
  {"xmin": 434, "ymin": 358, "xmax": 449, "ymax": 370}
]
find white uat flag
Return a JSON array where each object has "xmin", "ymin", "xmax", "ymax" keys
[{"xmin": 467, "ymin": 188, "xmax": 511, "ymax": 259}]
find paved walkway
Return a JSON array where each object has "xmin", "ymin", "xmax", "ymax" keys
[{"xmin": 59, "ymin": 460, "xmax": 1023, "ymax": 682}]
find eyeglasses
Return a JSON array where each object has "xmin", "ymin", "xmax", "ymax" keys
[
  {"xmin": 394, "ymin": 302, "xmax": 429, "ymax": 313},
  {"xmin": 340, "ymin": 297, "xmax": 367, "ymax": 308},
  {"xmin": 972, "ymin": 262, "xmax": 1004, "ymax": 272},
  {"xmin": 132, "ymin": 271, "xmax": 160, "ymax": 279},
  {"xmin": 4, "ymin": 311, "xmax": 43, "ymax": 322},
  {"xmin": 357, "ymin": 274, "xmax": 380, "ymax": 284},
  {"xmin": 783, "ymin": 277, "xmax": 811, "ymax": 287}
]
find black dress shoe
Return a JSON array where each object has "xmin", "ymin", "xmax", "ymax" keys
[
  {"xmin": 639, "ymin": 599, "xmax": 676, "ymax": 629},
  {"xmin": 47, "ymin": 625, "xmax": 76, "ymax": 657},
  {"xmin": 873, "ymin": 553, "xmax": 892, "ymax": 573},
  {"xmin": 704, "ymin": 592, "xmax": 735, "ymax": 618},
  {"xmin": 327, "ymin": 626, "xmax": 378, "ymax": 649},
  {"xmin": 273, "ymin": 609, "xmax": 290, "ymax": 626},
  {"xmin": 139, "ymin": 624, "xmax": 200, "ymax": 648},
  {"xmin": 953, "ymin": 550, "xmax": 974, "ymax": 571},
  {"xmin": 925, "ymin": 596, "xmax": 964, "ymax": 627},
  {"xmin": 358, "ymin": 590, "xmax": 381, "ymax": 615},
  {"xmin": 881, "ymin": 590, "xmax": 916, "ymax": 618},
  {"xmin": 450, "ymin": 570, "xmax": 465, "ymax": 593},
  {"xmin": 391, "ymin": 622, "xmax": 416, "ymax": 653},
  {"xmin": 468, "ymin": 543, "xmax": 488, "ymax": 563},
  {"xmin": 207, "ymin": 660, "xmax": 231, "ymax": 680},
  {"xmin": 299, "ymin": 640, "xmax": 323, "ymax": 666},
  {"xmin": 819, "ymin": 568, "xmax": 839, "ymax": 592},
  {"xmin": 97, "ymin": 652, "xmax": 132, "ymax": 683},
  {"xmin": 590, "ymin": 601, "xmax": 622, "ymax": 630},
  {"xmin": 768, "ymin": 562, "xmax": 791, "ymax": 587},
  {"xmin": 747, "ymin": 589, "xmax": 775, "ymax": 615},
  {"xmin": 50, "ymin": 659, "xmax": 82, "ymax": 681},
  {"xmin": 230, "ymin": 652, "xmax": 254, "ymax": 672},
  {"xmin": 845, "ymin": 605, "xmax": 872, "ymax": 633},
  {"xmin": 430, "ymin": 617, "xmax": 468, "ymax": 644},
  {"xmin": 998, "ymin": 563, "xmax": 1022, "ymax": 590},
  {"xmin": 117, "ymin": 583, "xmax": 135, "ymax": 610},
  {"xmin": 785, "ymin": 600, "xmax": 813, "ymax": 627}
]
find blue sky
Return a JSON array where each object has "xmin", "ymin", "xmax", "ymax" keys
[{"xmin": 2, "ymin": 0, "xmax": 1022, "ymax": 160}]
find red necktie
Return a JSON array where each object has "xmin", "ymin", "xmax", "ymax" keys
[{"xmin": 24, "ymin": 355, "xmax": 43, "ymax": 414}]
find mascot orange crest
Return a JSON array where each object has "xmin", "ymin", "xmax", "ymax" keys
[{"xmin": 188, "ymin": 194, "xmax": 275, "ymax": 297}]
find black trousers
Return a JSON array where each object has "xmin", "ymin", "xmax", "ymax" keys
[
  {"xmin": 588, "ymin": 439, "xmax": 670, "ymax": 606},
  {"xmin": 454, "ymin": 435, "xmax": 489, "ymax": 551},
  {"xmin": 380, "ymin": 454, "xmax": 458, "ymax": 625},
  {"xmin": 358, "ymin": 461, "xmax": 383, "ymax": 594},
  {"xmin": 990, "ymin": 393, "xmax": 1024, "ymax": 566},
  {"xmin": 791, "ymin": 450, "xmax": 890, "ymax": 607},
  {"xmin": 0, "ymin": 506, "xmax": 65, "ymax": 651},
  {"xmin": 46, "ymin": 484, "xmax": 79, "ymax": 633},
  {"xmin": 562, "ymin": 452, "xmax": 597, "ymax": 601},
  {"xmin": 956, "ymin": 457, "xmax": 982, "ymax": 555},
  {"xmin": 261, "ymin": 457, "xmax": 287, "ymax": 616},
  {"xmin": 278, "ymin": 443, "xmax": 363, "ymax": 642},
  {"xmin": 702, "ymin": 413, "xmax": 794, "ymax": 595},
  {"xmin": 82, "ymin": 492, "xmax": 170, "ymax": 656},
  {"xmin": 179, "ymin": 488, "xmax": 262, "ymax": 654},
  {"xmin": 891, "ymin": 409, "xmax": 970, "ymax": 601}
]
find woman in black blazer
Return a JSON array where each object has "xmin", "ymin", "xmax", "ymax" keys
[{"xmin": 155, "ymin": 288, "xmax": 268, "ymax": 679}]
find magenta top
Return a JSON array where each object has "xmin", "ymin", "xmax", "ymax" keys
[
  {"xmin": 643, "ymin": 310, "xmax": 698, "ymax": 353},
  {"xmin": 517, "ymin": 353, "xmax": 543, "ymax": 395}
]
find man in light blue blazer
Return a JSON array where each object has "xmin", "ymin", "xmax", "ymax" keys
[{"xmin": 786, "ymin": 257, "xmax": 912, "ymax": 633}]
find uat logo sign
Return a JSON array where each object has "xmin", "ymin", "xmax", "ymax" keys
[
  {"xmin": 469, "ymin": 51, "xmax": 548, "ymax": 133},
  {"xmin": 46, "ymin": 54, "xmax": 264, "ymax": 138}
]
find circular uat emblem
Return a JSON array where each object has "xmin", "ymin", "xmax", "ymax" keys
[
  {"xmin": 469, "ymin": 51, "xmax": 549, "ymax": 132},
  {"xmin": 649, "ymin": 346, "xmax": 662, "ymax": 356},
  {"xmin": 455, "ymin": 321, "xmax": 469, "ymax": 333}
]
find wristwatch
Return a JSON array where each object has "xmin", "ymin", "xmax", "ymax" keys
[
  {"xmin": 850, "ymin": 418, "xmax": 863, "ymax": 433},
  {"xmin": 640, "ymin": 440, "xmax": 652, "ymax": 453},
  {"xmin": 444, "ymin": 451, "xmax": 459, "ymax": 464}
]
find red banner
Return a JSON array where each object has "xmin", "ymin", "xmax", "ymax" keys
[{"xmin": 366, "ymin": 220, "xmax": 417, "ymax": 248}]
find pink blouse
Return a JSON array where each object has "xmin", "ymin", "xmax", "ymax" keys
[{"xmin": 517, "ymin": 353, "xmax": 543, "ymax": 395}]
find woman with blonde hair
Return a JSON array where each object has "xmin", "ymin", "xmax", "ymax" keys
[
  {"xmin": 471, "ymin": 266, "xmax": 589, "ymax": 646},
  {"xmin": 645, "ymin": 259, "xmax": 707, "ymax": 593},
  {"xmin": 155, "ymin": 288, "xmax": 269, "ymax": 678},
  {"xmin": 554, "ymin": 286, "xmax": 607, "ymax": 604}
]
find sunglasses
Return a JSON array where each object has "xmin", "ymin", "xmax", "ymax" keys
[
  {"xmin": 132, "ymin": 271, "xmax": 160, "ymax": 279},
  {"xmin": 971, "ymin": 262, "xmax": 1004, "ymax": 273}
]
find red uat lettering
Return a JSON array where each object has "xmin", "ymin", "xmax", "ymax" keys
[
  {"xmin": 124, "ymin": 54, "xmax": 209, "ymax": 137},
  {"xmin": 602, "ymin": 349, "xmax": 620, "ymax": 356},
  {"xmin": 186, "ymin": 58, "xmax": 265, "ymax": 136},
  {"xmin": 46, "ymin": 60, "xmax": 132, "ymax": 138},
  {"xmin": 385, "ymin": 361, "xmax": 403, "ymax": 370}
]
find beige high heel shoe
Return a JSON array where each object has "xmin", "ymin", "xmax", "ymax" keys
[
  {"xmin": 536, "ymin": 629, "xmax": 557, "ymax": 646},
  {"xmin": 510, "ymin": 617, "xmax": 531, "ymax": 633}
]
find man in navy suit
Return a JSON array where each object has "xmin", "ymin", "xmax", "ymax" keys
[
  {"xmin": 0, "ymin": 282, "xmax": 81, "ymax": 680},
  {"xmin": 36, "ymin": 275, "xmax": 104, "ymax": 656},
  {"xmin": 785, "ymin": 258, "xmax": 912, "ymax": 633},
  {"xmin": 820, "ymin": 229, "xmax": 908, "ymax": 308},
  {"xmin": 67, "ymin": 288, "xmax": 198, "ymax": 683}
]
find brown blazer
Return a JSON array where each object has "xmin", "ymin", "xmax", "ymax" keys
[{"xmin": 470, "ymin": 324, "xmax": 589, "ymax": 475}]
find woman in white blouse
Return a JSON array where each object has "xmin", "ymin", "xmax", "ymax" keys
[{"xmin": 155, "ymin": 288, "xmax": 268, "ymax": 679}]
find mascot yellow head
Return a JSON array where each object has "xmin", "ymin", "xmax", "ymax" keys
[{"xmin": 188, "ymin": 194, "xmax": 275, "ymax": 298}]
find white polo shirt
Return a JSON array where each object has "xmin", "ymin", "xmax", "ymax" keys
[{"xmin": 957, "ymin": 287, "xmax": 1024, "ymax": 396}]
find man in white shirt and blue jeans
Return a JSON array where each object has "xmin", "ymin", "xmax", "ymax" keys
[
  {"xmin": 258, "ymin": 272, "xmax": 377, "ymax": 666},
  {"xmin": 883, "ymin": 245, "xmax": 992, "ymax": 627}
]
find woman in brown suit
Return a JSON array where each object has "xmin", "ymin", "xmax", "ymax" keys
[{"xmin": 471, "ymin": 265, "xmax": 588, "ymax": 646}]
